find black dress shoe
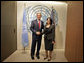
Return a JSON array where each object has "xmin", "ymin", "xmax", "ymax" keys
[
  {"xmin": 31, "ymin": 56, "xmax": 34, "ymax": 60},
  {"xmin": 36, "ymin": 55, "xmax": 40, "ymax": 59}
]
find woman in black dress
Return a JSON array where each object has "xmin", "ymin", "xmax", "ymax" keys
[{"xmin": 43, "ymin": 17, "xmax": 55, "ymax": 61}]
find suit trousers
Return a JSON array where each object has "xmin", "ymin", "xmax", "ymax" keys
[{"xmin": 31, "ymin": 37, "xmax": 42, "ymax": 57}]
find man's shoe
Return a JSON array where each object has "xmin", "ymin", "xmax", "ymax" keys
[
  {"xmin": 36, "ymin": 55, "xmax": 40, "ymax": 59},
  {"xmin": 31, "ymin": 56, "xmax": 34, "ymax": 60}
]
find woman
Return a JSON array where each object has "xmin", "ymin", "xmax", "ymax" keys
[{"xmin": 43, "ymin": 17, "xmax": 55, "ymax": 61}]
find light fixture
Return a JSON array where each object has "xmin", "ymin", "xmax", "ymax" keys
[{"xmin": 17, "ymin": 1, "xmax": 67, "ymax": 5}]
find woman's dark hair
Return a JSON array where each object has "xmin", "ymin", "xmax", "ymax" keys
[{"xmin": 46, "ymin": 17, "xmax": 53, "ymax": 25}]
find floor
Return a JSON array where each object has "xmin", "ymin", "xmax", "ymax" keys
[{"xmin": 3, "ymin": 49, "xmax": 68, "ymax": 62}]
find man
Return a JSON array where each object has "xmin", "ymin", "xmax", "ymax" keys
[{"xmin": 30, "ymin": 13, "xmax": 44, "ymax": 60}]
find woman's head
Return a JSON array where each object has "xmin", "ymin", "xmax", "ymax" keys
[{"xmin": 46, "ymin": 17, "xmax": 52, "ymax": 25}]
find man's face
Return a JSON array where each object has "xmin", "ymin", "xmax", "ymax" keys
[{"xmin": 37, "ymin": 13, "xmax": 41, "ymax": 20}]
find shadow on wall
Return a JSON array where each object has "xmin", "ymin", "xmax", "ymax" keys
[{"xmin": 55, "ymin": 25, "xmax": 63, "ymax": 49}]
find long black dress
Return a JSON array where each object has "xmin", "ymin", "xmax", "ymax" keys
[{"xmin": 43, "ymin": 24, "xmax": 55, "ymax": 51}]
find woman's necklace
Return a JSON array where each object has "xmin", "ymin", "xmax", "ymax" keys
[{"xmin": 46, "ymin": 24, "xmax": 50, "ymax": 28}]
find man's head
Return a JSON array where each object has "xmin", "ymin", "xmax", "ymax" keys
[{"xmin": 37, "ymin": 13, "xmax": 42, "ymax": 20}]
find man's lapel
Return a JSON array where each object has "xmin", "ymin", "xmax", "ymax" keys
[
  {"xmin": 36, "ymin": 19, "xmax": 39, "ymax": 29},
  {"xmin": 41, "ymin": 21, "xmax": 42, "ymax": 29}
]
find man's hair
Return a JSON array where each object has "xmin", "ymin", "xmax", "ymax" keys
[{"xmin": 37, "ymin": 12, "xmax": 41, "ymax": 16}]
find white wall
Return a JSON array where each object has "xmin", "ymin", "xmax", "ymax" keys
[{"xmin": 17, "ymin": 1, "xmax": 67, "ymax": 51}]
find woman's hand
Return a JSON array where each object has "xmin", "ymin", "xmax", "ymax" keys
[{"xmin": 52, "ymin": 41, "xmax": 55, "ymax": 44}]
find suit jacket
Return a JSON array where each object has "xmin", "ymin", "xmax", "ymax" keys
[
  {"xmin": 44, "ymin": 24, "xmax": 55, "ymax": 41},
  {"xmin": 30, "ymin": 19, "xmax": 44, "ymax": 39}
]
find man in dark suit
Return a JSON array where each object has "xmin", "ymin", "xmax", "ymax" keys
[{"xmin": 30, "ymin": 13, "xmax": 44, "ymax": 60}]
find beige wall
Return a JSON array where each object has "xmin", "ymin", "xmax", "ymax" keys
[
  {"xmin": 1, "ymin": 1, "xmax": 17, "ymax": 61},
  {"xmin": 65, "ymin": 1, "xmax": 83, "ymax": 62},
  {"xmin": 17, "ymin": 1, "xmax": 67, "ymax": 50}
]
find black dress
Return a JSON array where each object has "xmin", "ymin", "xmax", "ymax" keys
[{"xmin": 43, "ymin": 24, "xmax": 55, "ymax": 51}]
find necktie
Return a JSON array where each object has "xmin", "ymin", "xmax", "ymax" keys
[{"xmin": 38, "ymin": 20, "xmax": 40, "ymax": 29}]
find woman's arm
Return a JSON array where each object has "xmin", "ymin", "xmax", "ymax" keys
[
  {"xmin": 41, "ymin": 25, "xmax": 47, "ymax": 34},
  {"xmin": 52, "ymin": 24, "xmax": 55, "ymax": 42}
]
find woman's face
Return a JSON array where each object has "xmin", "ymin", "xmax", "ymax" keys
[{"xmin": 47, "ymin": 18, "xmax": 51, "ymax": 24}]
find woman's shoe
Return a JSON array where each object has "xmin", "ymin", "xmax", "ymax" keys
[
  {"xmin": 44, "ymin": 57, "xmax": 48, "ymax": 60},
  {"xmin": 48, "ymin": 56, "xmax": 52, "ymax": 61},
  {"xmin": 48, "ymin": 58, "xmax": 51, "ymax": 61}
]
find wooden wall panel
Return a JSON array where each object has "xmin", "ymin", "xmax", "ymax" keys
[
  {"xmin": 65, "ymin": 1, "xmax": 83, "ymax": 62},
  {"xmin": 1, "ymin": 1, "xmax": 17, "ymax": 61}
]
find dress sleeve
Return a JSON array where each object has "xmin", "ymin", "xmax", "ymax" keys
[{"xmin": 52, "ymin": 24, "xmax": 55, "ymax": 41}]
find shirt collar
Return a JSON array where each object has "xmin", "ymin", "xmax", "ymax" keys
[{"xmin": 37, "ymin": 19, "xmax": 41, "ymax": 22}]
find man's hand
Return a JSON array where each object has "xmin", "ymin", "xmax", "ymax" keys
[{"xmin": 36, "ymin": 32, "xmax": 41, "ymax": 35}]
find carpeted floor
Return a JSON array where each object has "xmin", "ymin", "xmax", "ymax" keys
[{"xmin": 3, "ymin": 49, "xmax": 68, "ymax": 62}]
